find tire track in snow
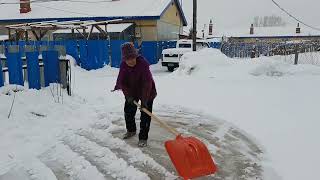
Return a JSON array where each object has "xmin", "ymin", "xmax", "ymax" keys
[
  {"xmin": 104, "ymin": 114, "xmax": 179, "ymax": 177},
  {"xmin": 39, "ymin": 143, "xmax": 106, "ymax": 180},
  {"xmin": 76, "ymin": 127, "xmax": 177, "ymax": 180},
  {"xmin": 62, "ymin": 133, "xmax": 150, "ymax": 180},
  {"xmin": 0, "ymin": 156, "xmax": 57, "ymax": 180}
]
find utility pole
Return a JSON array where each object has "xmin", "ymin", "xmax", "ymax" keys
[{"xmin": 192, "ymin": 0, "xmax": 197, "ymax": 51}]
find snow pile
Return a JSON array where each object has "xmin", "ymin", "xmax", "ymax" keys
[
  {"xmin": 174, "ymin": 48, "xmax": 320, "ymax": 78},
  {"xmin": 0, "ymin": 85, "xmax": 26, "ymax": 96},
  {"xmin": 173, "ymin": 48, "xmax": 231, "ymax": 76}
]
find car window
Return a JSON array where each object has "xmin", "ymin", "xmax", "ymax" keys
[{"xmin": 178, "ymin": 43, "xmax": 192, "ymax": 48}]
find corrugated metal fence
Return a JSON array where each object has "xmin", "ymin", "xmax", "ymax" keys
[
  {"xmin": 0, "ymin": 39, "xmax": 220, "ymax": 89},
  {"xmin": 0, "ymin": 40, "xmax": 179, "ymax": 89}
]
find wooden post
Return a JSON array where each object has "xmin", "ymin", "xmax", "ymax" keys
[
  {"xmin": 15, "ymin": 30, "xmax": 19, "ymax": 41},
  {"xmin": 25, "ymin": 31, "xmax": 28, "ymax": 41},
  {"xmin": 8, "ymin": 28, "xmax": 12, "ymax": 40},
  {"xmin": 294, "ymin": 45, "xmax": 299, "ymax": 65},
  {"xmin": 71, "ymin": 29, "xmax": 75, "ymax": 39},
  {"xmin": 192, "ymin": 0, "xmax": 197, "ymax": 51}
]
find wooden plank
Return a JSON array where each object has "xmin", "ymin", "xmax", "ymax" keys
[
  {"xmin": 75, "ymin": 29, "xmax": 86, "ymax": 38},
  {"xmin": 94, "ymin": 25, "xmax": 108, "ymax": 37},
  {"xmin": 87, "ymin": 25, "xmax": 95, "ymax": 40},
  {"xmin": 39, "ymin": 30, "xmax": 48, "ymax": 40},
  {"xmin": 80, "ymin": 19, "xmax": 122, "ymax": 27},
  {"xmin": 31, "ymin": 30, "xmax": 40, "ymax": 41}
]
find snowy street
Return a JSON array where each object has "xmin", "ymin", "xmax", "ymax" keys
[{"xmin": 1, "ymin": 49, "xmax": 320, "ymax": 179}]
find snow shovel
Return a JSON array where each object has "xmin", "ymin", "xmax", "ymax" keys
[{"xmin": 133, "ymin": 101, "xmax": 218, "ymax": 179}]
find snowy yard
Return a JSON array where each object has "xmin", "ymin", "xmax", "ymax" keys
[{"xmin": 1, "ymin": 49, "xmax": 320, "ymax": 180}]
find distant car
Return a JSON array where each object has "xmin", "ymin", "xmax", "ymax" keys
[{"xmin": 161, "ymin": 39, "xmax": 210, "ymax": 72}]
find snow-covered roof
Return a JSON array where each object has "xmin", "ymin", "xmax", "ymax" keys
[
  {"xmin": 215, "ymin": 26, "xmax": 320, "ymax": 38},
  {"xmin": 0, "ymin": 35, "xmax": 8, "ymax": 41},
  {"xmin": 52, "ymin": 23, "xmax": 133, "ymax": 33},
  {"xmin": 0, "ymin": 0, "xmax": 187, "ymax": 26}
]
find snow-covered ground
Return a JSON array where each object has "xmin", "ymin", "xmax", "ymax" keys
[{"xmin": 1, "ymin": 49, "xmax": 320, "ymax": 180}]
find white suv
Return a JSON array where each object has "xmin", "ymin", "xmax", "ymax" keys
[{"xmin": 161, "ymin": 39, "xmax": 210, "ymax": 72}]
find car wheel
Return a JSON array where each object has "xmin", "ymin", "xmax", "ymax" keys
[{"xmin": 168, "ymin": 67, "xmax": 174, "ymax": 72}]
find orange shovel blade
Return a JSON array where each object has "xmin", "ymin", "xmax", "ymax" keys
[{"xmin": 165, "ymin": 135, "xmax": 217, "ymax": 179}]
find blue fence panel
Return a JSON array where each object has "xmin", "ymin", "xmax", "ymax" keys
[
  {"xmin": 110, "ymin": 40, "xmax": 127, "ymax": 68},
  {"xmin": 101, "ymin": 40, "xmax": 110, "ymax": 66},
  {"xmin": 6, "ymin": 52, "xmax": 24, "ymax": 85},
  {"xmin": 25, "ymin": 41, "xmax": 35, "ymax": 46},
  {"xmin": 42, "ymin": 50, "xmax": 60, "ymax": 87},
  {"xmin": 0, "ymin": 59, "xmax": 3, "ymax": 87},
  {"xmin": 79, "ymin": 40, "xmax": 89, "ymax": 70},
  {"xmin": 141, "ymin": 41, "xmax": 158, "ymax": 64},
  {"xmin": 18, "ymin": 41, "xmax": 26, "ymax": 55},
  {"xmin": 34, "ymin": 41, "xmax": 42, "ymax": 51},
  {"xmin": 87, "ymin": 40, "xmax": 100, "ymax": 70},
  {"xmin": 211, "ymin": 42, "xmax": 222, "ymax": 49},
  {"xmin": 96, "ymin": 40, "xmax": 109, "ymax": 68},
  {"xmin": 65, "ymin": 40, "xmax": 79, "ymax": 64},
  {"xmin": 168, "ymin": 41, "xmax": 177, "ymax": 48},
  {"xmin": 26, "ymin": 51, "xmax": 41, "ymax": 90}
]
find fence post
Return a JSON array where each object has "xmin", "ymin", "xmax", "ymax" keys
[
  {"xmin": 0, "ymin": 45, "xmax": 4, "ymax": 87},
  {"xmin": 294, "ymin": 45, "xmax": 299, "ymax": 65}
]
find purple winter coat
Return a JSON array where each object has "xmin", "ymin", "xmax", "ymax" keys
[{"xmin": 114, "ymin": 56, "xmax": 157, "ymax": 103}]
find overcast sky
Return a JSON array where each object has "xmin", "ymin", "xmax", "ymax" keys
[{"xmin": 181, "ymin": 0, "xmax": 320, "ymax": 31}]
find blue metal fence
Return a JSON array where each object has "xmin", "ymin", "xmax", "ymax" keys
[
  {"xmin": 6, "ymin": 52, "xmax": 24, "ymax": 86},
  {"xmin": 42, "ymin": 50, "xmax": 60, "ymax": 87},
  {"xmin": 0, "ymin": 59, "xmax": 3, "ymax": 87},
  {"xmin": 26, "ymin": 51, "xmax": 41, "ymax": 90},
  {"xmin": 141, "ymin": 41, "xmax": 158, "ymax": 64},
  {"xmin": 1, "ymin": 39, "xmax": 186, "ymax": 89},
  {"xmin": 110, "ymin": 40, "xmax": 127, "ymax": 68}
]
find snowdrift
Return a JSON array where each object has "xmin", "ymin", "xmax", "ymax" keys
[{"xmin": 173, "ymin": 48, "xmax": 320, "ymax": 77}]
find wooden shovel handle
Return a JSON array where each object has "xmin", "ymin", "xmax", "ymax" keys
[{"xmin": 134, "ymin": 101, "xmax": 180, "ymax": 136}]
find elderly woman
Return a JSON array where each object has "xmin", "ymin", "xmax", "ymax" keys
[{"xmin": 113, "ymin": 42, "xmax": 157, "ymax": 147}]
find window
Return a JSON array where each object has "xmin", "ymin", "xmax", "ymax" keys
[{"xmin": 179, "ymin": 44, "xmax": 192, "ymax": 48}]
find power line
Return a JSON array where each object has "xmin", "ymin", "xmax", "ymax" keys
[{"xmin": 271, "ymin": 0, "xmax": 320, "ymax": 32}]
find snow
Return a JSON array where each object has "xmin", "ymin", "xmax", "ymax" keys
[
  {"xmin": 1, "ymin": 48, "xmax": 320, "ymax": 179},
  {"xmin": 0, "ymin": 0, "xmax": 172, "ymax": 21},
  {"xmin": 0, "ymin": 35, "xmax": 8, "ymax": 41},
  {"xmin": 180, "ymin": 0, "xmax": 320, "ymax": 37},
  {"xmin": 53, "ymin": 23, "xmax": 133, "ymax": 34},
  {"xmin": 162, "ymin": 48, "xmax": 191, "ymax": 55},
  {"xmin": 164, "ymin": 49, "xmax": 320, "ymax": 180}
]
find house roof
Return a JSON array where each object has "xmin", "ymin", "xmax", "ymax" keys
[{"xmin": 0, "ymin": 0, "xmax": 187, "ymax": 26}]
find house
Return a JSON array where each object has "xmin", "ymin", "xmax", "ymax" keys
[
  {"xmin": 0, "ymin": 0, "xmax": 187, "ymax": 42},
  {"xmin": 219, "ymin": 24, "xmax": 320, "ymax": 44}
]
